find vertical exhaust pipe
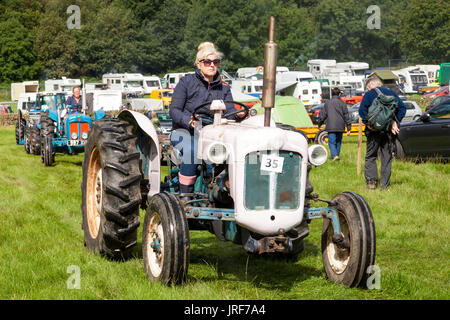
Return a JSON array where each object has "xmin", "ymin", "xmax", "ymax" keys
[
  {"xmin": 82, "ymin": 78, "xmax": 86, "ymax": 114},
  {"xmin": 262, "ymin": 16, "xmax": 277, "ymax": 127}
]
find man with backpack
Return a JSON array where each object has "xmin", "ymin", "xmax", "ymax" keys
[{"xmin": 359, "ymin": 77, "xmax": 406, "ymax": 190}]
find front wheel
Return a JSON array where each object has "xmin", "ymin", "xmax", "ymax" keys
[
  {"xmin": 42, "ymin": 135, "xmax": 54, "ymax": 166},
  {"xmin": 143, "ymin": 192, "xmax": 190, "ymax": 285},
  {"xmin": 15, "ymin": 120, "xmax": 25, "ymax": 144},
  {"xmin": 24, "ymin": 126, "xmax": 31, "ymax": 153},
  {"xmin": 321, "ymin": 192, "xmax": 376, "ymax": 288},
  {"xmin": 30, "ymin": 127, "xmax": 41, "ymax": 155}
]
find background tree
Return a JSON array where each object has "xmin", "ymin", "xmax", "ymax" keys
[{"xmin": 399, "ymin": 0, "xmax": 450, "ymax": 64}]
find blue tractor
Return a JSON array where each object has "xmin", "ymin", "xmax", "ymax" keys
[
  {"xmin": 16, "ymin": 93, "xmax": 58, "ymax": 155},
  {"xmin": 39, "ymin": 93, "xmax": 105, "ymax": 166}
]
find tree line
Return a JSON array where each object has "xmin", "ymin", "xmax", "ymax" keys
[{"xmin": 0, "ymin": 0, "xmax": 448, "ymax": 84}]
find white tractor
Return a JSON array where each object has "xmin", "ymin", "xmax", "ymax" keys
[{"xmin": 80, "ymin": 17, "xmax": 375, "ymax": 288}]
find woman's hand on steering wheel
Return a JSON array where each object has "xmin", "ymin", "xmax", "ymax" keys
[{"xmin": 192, "ymin": 100, "xmax": 250, "ymax": 123}]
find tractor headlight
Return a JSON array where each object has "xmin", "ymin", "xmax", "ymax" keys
[
  {"xmin": 206, "ymin": 142, "xmax": 228, "ymax": 164},
  {"xmin": 71, "ymin": 132, "xmax": 78, "ymax": 140},
  {"xmin": 81, "ymin": 132, "xmax": 88, "ymax": 140},
  {"xmin": 308, "ymin": 144, "xmax": 328, "ymax": 167}
]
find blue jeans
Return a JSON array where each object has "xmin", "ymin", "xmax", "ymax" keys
[
  {"xmin": 328, "ymin": 132, "xmax": 343, "ymax": 159},
  {"xmin": 170, "ymin": 129, "xmax": 199, "ymax": 178}
]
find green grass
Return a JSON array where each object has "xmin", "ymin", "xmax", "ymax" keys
[{"xmin": 0, "ymin": 126, "xmax": 448, "ymax": 300}]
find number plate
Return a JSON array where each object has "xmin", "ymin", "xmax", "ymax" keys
[
  {"xmin": 260, "ymin": 154, "xmax": 284, "ymax": 173},
  {"xmin": 68, "ymin": 140, "xmax": 86, "ymax": 146}
]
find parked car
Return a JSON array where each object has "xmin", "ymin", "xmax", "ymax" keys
[
  {"xmin": 394, "ymin": 102, "xmax": 450, "ymax": 161},
  {"xmin": 0, "ymin": 104, "xmax": 13, "ymax": 114},
  {"xmin": 402, "ymin": 101, "xmax": 423, "ymax": 122},
  {"xmin": 425, "ymin": 95, "xmax": 450, "ymax": 112},
  {"xmin": 348, "ymin": 103, "xmax": 360, "ymax": 123},
  {"xmin": 423, "ymin": 85, "xmax": 449, "ymax": 99},
  {"xmin": 308, "ymin": 103, "xmax": 324, "ymax": 124}
]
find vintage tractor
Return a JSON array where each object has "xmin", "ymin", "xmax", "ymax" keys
[
  {"xmin": 80, "ymin": 18, "xmax": 375, "ymax": 288},
  {"xmin": 16, "ymin": 92, "xmax": 61, "ymax": 154},
  {"xmin": 39, "ymin": 92, "xmax": 106, "ymax": 166}
]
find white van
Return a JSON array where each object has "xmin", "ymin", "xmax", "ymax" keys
[
  {"xmin": 277, "ymin": 80, "xmax": 322, "ymax": 109},
  {"xmin": 102, "ymin": 73, "xmax": 145, "ymax": 98},
  {"xmin": 143, "ymin": 76, "xmax": 162, "ymax": 94}
]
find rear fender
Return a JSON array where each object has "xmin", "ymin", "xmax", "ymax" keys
[{"xmin": 118, "ymin": 110, "xmax": 160, "ymax": 197}]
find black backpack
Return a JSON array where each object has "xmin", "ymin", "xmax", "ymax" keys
[{"xmin": 367, "ymin": 88, "xmax": 397, "ymax": 131}]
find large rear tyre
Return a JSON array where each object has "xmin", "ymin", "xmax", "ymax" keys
[
  {"xmin": 143, "ymin": 192, "xmax": 190, "ymax": 285},
  {"xmin": 81, "ymin": 118, "xmax": 142, "ymax": 260},
  {"xmin": 321, "ymin": 192, "xmax": 376, "ymax": 288}
]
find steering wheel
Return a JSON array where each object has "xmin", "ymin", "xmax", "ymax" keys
[{"xmin": 193, "ymin": 100, "xmax": 250, "ymax": 123}]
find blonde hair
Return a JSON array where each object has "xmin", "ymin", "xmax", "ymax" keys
[{"xmin": 195, "ymin": 42, "xmax": 223, "ymax": 66}]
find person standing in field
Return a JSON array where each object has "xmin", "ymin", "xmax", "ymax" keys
[
  {"xmin": 318, "ymin": 87, "xmax": 351, "ymax": 161},
  {"xmin": 358, "ymin": 77, "xmax": 406, "ymax": 190}
]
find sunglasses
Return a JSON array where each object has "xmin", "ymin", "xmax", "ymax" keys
[{"xmin": 201, "ymin": 59, "xmax": 221, "ymax": 67}]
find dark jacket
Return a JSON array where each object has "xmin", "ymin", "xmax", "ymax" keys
[
  {"xmin": 65, "ymin": 95, "xmax": 85, "ymax": 113},
  {"xmin": 359, "ymin": 86, "xmax": 406, "ymax": 135},
  {"xmin": 169, "ymin": 69, "xmax": 237, "ymax": 132},
  {"xmin": 318, "ymin": 95, "xmax": 351, "ymax": 132}
]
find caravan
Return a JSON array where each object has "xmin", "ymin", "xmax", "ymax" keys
[
  {"xmin": 235, "ymin": 66, "xmax": 289, "ymax": 79},
  {"xmin": 84, "ymin": 83, "xmax": 122, "ymax": 112},
  {"xmin": 163, "ymin": 72, "xmax": 194, "ymax": 89},
  {"xmin": 11, "ymin": 81, "xmax": 39, "ymax": 101},
  {"xmin": 102, "ymin": 73, "xmax": 145, "ymax": 98},
  {"xmin": 44, "ymin": 77, "xmax": 81, "ymax": 94},
  {"xmin": 392, "ymin": 67, "xmax": 429, "ymax": 94},
  {"xmin": 307, "ymin": 60, "xmax": 368, "ymax": 93},
  {"xmin": 143, "ymin": 76, "xmax": 162, "ymax": 95},
  {"xmin": 231, "ymin": 77, "xmax": 263, "ymax": 99},
  {"xmin": 276, "ymin": 71, "xmax": 322, "ymax": 108}
]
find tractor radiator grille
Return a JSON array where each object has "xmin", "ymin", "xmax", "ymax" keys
[
  {"xmin": 244, "ymin": 151, "xmax": 301, "ymax": 211},
  {"xmin": 69, "ymin": 122, "xmax": 89, "ymax": 139}
]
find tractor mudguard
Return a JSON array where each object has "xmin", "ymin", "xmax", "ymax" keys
[
  {"xmin": 118, "ymin": 110, "xmax": 161, "ymax": 198},
  {"xmin": 93, "ymin": 109, "xmax": 106, "ymax": 121}
]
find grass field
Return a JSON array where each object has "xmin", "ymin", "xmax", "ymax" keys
[{"xmin": 0, "ymin": 126, "xmax": 448, "ymax": 300}]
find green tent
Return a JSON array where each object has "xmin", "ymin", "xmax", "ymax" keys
[{"xmin": 252, "ymin": 95, "xmax": 313, "ymax": 127}]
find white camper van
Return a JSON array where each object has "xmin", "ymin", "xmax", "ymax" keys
[
  {"xmin": 276, "ymin": 71, "xmax": 322, "ymax": 108},
  {"xmin": 44, "ymin": 77, "xmax": 81, "ymax": 94},
  {"xmin": 236, "ymin": 66, "xmax": 289, "ymax": 79},
  {"xmin": 414, "ymin": 65, "xmax": 440, "ymax": 83},
  {"xmin": 392, "ymin": 67, "xmax": 429, "ymax": 94},
  {"xmin": 102, "ymin": 73, "xmax": 145, "ymax": 98},
  {"xmin": 143, "ymin": 76, "xmax": 162, "ymax": 95},
  {"xmin": 231, "ymin": 77, "xmax": 263, "ymax": 99},
  {"xmin": 84, "ymin": 82, "xmax": 122, "ymax": 112},
  {"xmin": 307, "ymin": 60, "xmax": 368, "ymax": 92},
  {"xmin": 163, "ymin": 72, "xmax": 195, "ymax": 89},
  {"xmin": 11, "ymin": 81, "xmax": 39, "ymax": 101}
]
